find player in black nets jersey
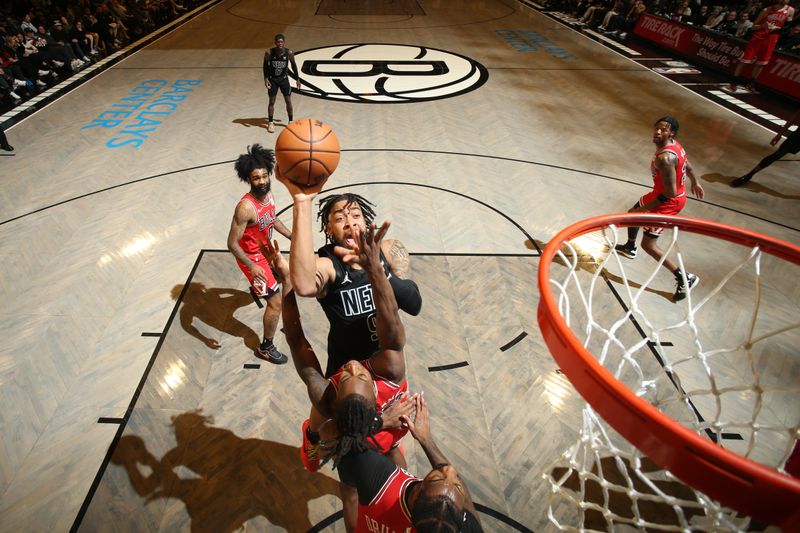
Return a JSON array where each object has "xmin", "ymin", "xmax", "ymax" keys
[
  {"xmin": 276, "ymin": 170, "xmax": 422, "ymax": 486},
  {"xmin": 277, "ymin": 173, "xmax": 422, "ymax": 378},
  {"xmin": 263, "ymin": 33, "xmax": 300, "ymax": 133}
]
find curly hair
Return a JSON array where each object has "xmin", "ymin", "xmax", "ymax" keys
[
  {"xmin": 321, "ymin": 393, "xmax": 380, "ymax": 469},
  {"xmin": 316, "ymin": 193, "xmax": 376, "ymax": 243},
  {"xmin": 234, "ymin": 144, "xmax": 275, "ymax": 183}
]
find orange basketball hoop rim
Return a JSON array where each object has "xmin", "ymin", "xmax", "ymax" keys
[{"xmin": 537, "ymin": 213, "xmax": 800, "ymax": 529}]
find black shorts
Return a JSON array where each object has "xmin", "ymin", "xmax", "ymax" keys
[{"xmin": 268, "ymin": 77, "xmax": 291, "ymax": 97}]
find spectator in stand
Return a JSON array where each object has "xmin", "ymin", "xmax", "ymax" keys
[
  {"xmin": 26, "ymin": 27, "xmax": 81, "ymax": 73},
  {"xmin": 735, "ymin": 12, "xmax": 755, "ymax": 38},
  {"xmin": 73, "ymin": 18, "xmax": 101, "ymax": 56},
  {"xmin": 601, "ymin": 0, "xmax": 647, "ymax": 39},
  {"xmin": 51, "ymin": 18, "xmax": 89, "ymax": 64},
  {"xmin": 578, "ymin": 0, "xmax": 613, "ymax": 28},
  {"xmin": 3, "ymin": 34, "xmax": 53, "ymax": 88},
  {"xmin": 689, "ymin": 4, "xmax": 709, "ymax": 25},
  {"xmin": 777, "ymin": 22, "xmax": 800, "ymax": 51},
  {"xmin": 672, "ymin": 0, "xmax": 693, "ymax": 23},
  {"xmin": 0, "ymin": 66, "xmax": 25, "ymax": 106},
  {"xmin": 599, "ymin": 0, "xmax": 627, "ymax": 30},
  {"xmin": 717, "ymin": 9, "xmax": 740, "ymax": 34},
  {"xmin": 19, "ymin": 12, "xmax": 36, "ymax": 35},
  {"xmin": 740, "ymin": 0, "xmax": 761, "ymax": 19},
  {"xmin": 704, "ymin": 6, "xmax": 727, "ymax": 30},
  {"xmin": 82, "ymin": 8, "xmax": 108, "ymax": 54}
]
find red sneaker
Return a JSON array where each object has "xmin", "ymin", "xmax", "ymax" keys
[{"xmin": 300, "ymin": 419, "xmax": 321, "ymax": 472}]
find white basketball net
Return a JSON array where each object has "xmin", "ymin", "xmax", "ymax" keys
[{"xmin": 544, "ymin": 223, "xmax": 800, "ymax": 532}]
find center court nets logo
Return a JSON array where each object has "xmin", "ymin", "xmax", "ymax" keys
[{"xmin": 292, "ymin": 44, "xmax": 488, "ymax": 103}]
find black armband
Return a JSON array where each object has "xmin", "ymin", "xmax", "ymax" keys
[
  {"xmin": 657, "ymin": 193, "xmax": 669, "ymax": 203},
  {"xmin": 371, "ymin": 414, "xmax": 383, "ymax": 434},
  {"xmin": 388, "ymin": 276, "xmax": 422, "ymax": 316}
]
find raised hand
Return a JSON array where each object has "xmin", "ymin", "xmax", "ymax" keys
[
  {"xmin": 274, "ymin": 164, "xmax": 328, "ymax": 200},
  {"xmin": 381, "ymin": 392, "xmax": 418, "ymax": 429},
  {"xmin": 334, "ymin": 221, "xmax": 390, "ymax": 268},
  {"xmin": 400, "ymin": 392, "xmax": 431, "ymax": 444}
]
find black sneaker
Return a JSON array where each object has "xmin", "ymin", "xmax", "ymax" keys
[
  {"xmin": 731, "ymin": 175, "xmax": 752, "ymax": 187},
  {"xmin": 257, "ymin": 340, "xmax": 288, "ymax": 364},
  {"xmin": 614, "ymin": 242, "xmax": 637, "ymax": 259},
  {"xmin": 674, "ymin": 273, "xmax": 699, "ymax": 302}
]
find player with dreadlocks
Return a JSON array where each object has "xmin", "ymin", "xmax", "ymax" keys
[
  {"xmin": 275, "ymin": 172, "xmax": 422, "ymax": 478},
  {"xmin": 336, "ymin": 393, "xmax": 484, "ymax": 532},
  {"xmin": 261, "ymin": 222, "xmax": 416, "ymax": 532}
]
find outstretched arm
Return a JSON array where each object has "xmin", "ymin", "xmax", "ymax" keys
[
  {"xmin": 343, "ymin": 223, "xmax": 406, "ymax": 382},
  {"xmin": 264, "ymin": 237, "xmax": 333, "ymax": 418},
  {"xmin": 275, "ymin": 169, "xmax": 336, "ymax": 297},
  {"xmin": 401, "ymin": 394, "xmax": 480, "ymax": 522}
]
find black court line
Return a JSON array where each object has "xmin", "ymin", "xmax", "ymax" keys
[
  {"xmin": 0, "ymin": 160, "xmax": 231, "ymax": 227},
  {"xmin": 601, "ymin": 273, "xmax": 717, "ymax": 442},
  {"xmin": 97, "ymin": 417, "xmax": 124, "ymax": 424},
  {"xmin": 648, "ymin": 340, "xmax": 673, "ymax": 347},
  {"xmin": 308, "ymin": 510, "xmax": 344, "ymax": 532},
  {"xmin": 141, "ymin": 332, "xmax": 162, "ymax": 337},
  {"xmin": 428, "ymin": 361, "xmax": 470, "ymax": 372},
  {"xmin": 4, "ymin": 151, "xmax": 798, "ymax": 235},
  {"xmin": 500, "ymin": 331, "xmax": 528, "ymax": 351},
  {"xmin": 722, "ymin": 433, "xmax": 745, "ymax": 440},
  {"xmin": 243, "ymin": 363, "xmax": 261, "ymax": 369},
  {"xmin": 70, "ymin": 250, "xmax": 206, "ymax": 533}
]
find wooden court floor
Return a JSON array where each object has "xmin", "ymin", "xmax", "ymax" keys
[{"xmin": 0, "ymin": 0, "xmax": 797, "ymax": 531}]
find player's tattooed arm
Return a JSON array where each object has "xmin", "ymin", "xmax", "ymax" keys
[
  {"xmin": 388, "ymin": 239, "xmax": 411, "ymax": 278},
  {"xmin": 384, "ymin": 238, "xmax": 421, "ymax": 315},
  {"xmin": 655, "ymin": 152, "xmax": 679, "ymax": 197}
]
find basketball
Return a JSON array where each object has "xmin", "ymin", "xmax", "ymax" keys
[{"xmin": 275, "ymin": 118, "xmax": 340, "ymax": 187}]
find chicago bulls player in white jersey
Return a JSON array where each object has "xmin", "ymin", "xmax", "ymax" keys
[
  {"xmin": 227, "ymin": 144, "xmax": 292, "ymax": 363},
  {"xmin": 729, "ymin": 0, "xmax": 795, "ymax": 93},
  {"xmin": 614, "ymin": 117, "xmax": 705, "ymax": 302}
]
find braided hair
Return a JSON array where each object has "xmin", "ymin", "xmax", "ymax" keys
[
  {"xmin": 411, "ymin": 495, "xmax": 467, "ymax": 533},
  {"xmin": 316, "ymin": 193, "xmax": 377, "ymax": 244},
  {"xmin": 321, "ymin": 393, "xmax": 381, "ymax": 469}
]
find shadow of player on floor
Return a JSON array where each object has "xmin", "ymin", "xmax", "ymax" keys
[
  {"xmin": 232, "ymin": 117, "xmax": 284, "ymax": 132},
  {"xmin": 702, "ymin": 172, "xmax": 800, "ymax": 200},
  {"xmin": 171, "ymin": 283, "xmax": 261, "ymax": 352},
  {"xmin": 112, "ymin": 410, "xmax": 341, "ymax": 532}
]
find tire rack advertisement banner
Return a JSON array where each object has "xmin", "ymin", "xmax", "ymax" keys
[{"xmin": 634, "ymin": 13, "xmax": 800, "ymax": 99}]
